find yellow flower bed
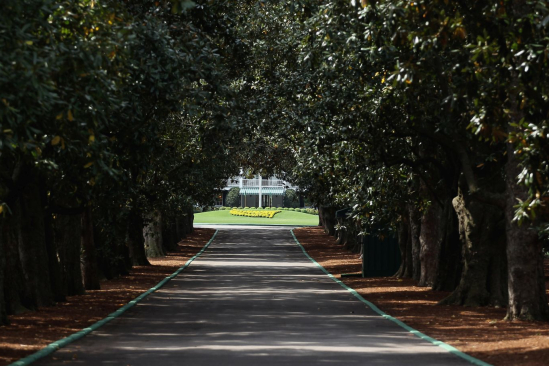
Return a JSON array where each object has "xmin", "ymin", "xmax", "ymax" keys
[{"xmin": 230, "ymin": 209, "xmax": 281, "ymax": 219}]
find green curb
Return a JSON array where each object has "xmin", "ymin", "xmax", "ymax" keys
[
  {"xmin": 290, "ymin": 229, "xmax": 492, "ymax": 366},
  {"xmin": 9, "ymin": 229, "xmax": 219, "ymax": 366}
]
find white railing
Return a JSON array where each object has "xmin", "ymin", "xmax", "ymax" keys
[{"xmin": 224, "ymin": 177, "xmax": 298, "ymax": 189}]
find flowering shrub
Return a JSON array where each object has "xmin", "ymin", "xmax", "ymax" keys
[{"xmin": 230, "ymin": 209, "xmax": 281, "ymax": 219}]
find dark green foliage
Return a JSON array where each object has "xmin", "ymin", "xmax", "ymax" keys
[
  {"xmin": 225, "ymin": 188, "xmax": 240, "ymax": 207},
  {"xmin": 284, "ymin": 189, "xmax": 299, "ymax": 208},
  {"xmin": 2, "ymin": 0, "xmax": 549, "ymax": 324}
]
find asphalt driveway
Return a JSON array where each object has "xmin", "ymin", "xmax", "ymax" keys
[{"xmin": 34, "ymin": 226, "xmax": 476, "ymax": 366}]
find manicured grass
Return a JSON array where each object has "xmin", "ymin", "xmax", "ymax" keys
[{"xmin": 194, "ymin": 209, "xmax": 319, "ymax": 226}]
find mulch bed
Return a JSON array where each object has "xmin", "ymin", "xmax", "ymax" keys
[
  {"xmin": 0, "ymin": 228, "xmax": 216, "ymax": 366},
  {"xmin": 294, "ymin": 226, "xmax": 549, "ymax": 366}
]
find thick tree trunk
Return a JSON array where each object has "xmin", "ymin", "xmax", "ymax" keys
[
  {"xmin": 418, "ymin": 202, "xmax": 442, "ymax": 287},
  {"xmin": 440, "ymin": 189, "xmax": 507, "ymax": 307},
  {"xmin": 162, "ymin": 217, "xmax": 178, "ymax": 252},
  {"xmin": 43, "ymin": 208, "xmax": 66, "ymax": 302},
  {"xmin": 504, "ymin": 143, "xmax": 549, "ymax": 320},
  {"xmin": 127, "ymin": 207, "xmax": 150, "ymax": 266},
  {"xmin": 432, "ymin": 198, "xmax": 462, "ymax": 291},
  {"xmin": 2, "ymin": 199, "xmax": 33, "ymax": 313},
  {"xmin": 81, "ymin": 207, "xmax": 100, "ymax": 290},
  {"xmin": 394, "ymin": 215, "xmax": 413, "ymax": 278},
  {"xmin": 175, "ymin": 216, "xmax": 187, "ymax": 241},
  {"xmin": 18, "ymin": 180, "xmax": 54, "ymax": 307},
  {"xmin": 55, "ymin": 214, "xmax": 84, "ymax": 296},
  {"xmin": 408, "ymin": 204, "xmax": 422, "ymax": 281},
  {"xmin": 144, "ymin": 211, "xmax": 165, "ymax": 258},
  {"xmin": 94, "ymin": 214, "xmax": 132, "ymax": 280},
  {"xmin": 186, "ymin": 206, "xmax": 194, "ymax": 234},
  {"xmin": 119, "ymin": 239, "xmax": 133, "ymax": 274},
  {"xmin": 0, "ymin": 219, "xmax": 8, "ymax": 325},
  {"xmin": 319, "ymin": 206, "xmax": 337, "ymax": 236}
]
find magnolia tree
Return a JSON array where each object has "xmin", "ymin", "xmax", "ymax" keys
[
  {"xmin": 0, "ymin": 0, "xmax": 242, "ymax": 325},
  {"xmin": 234, "ymin": 0, "xmax": 549, "ymax": 321}
]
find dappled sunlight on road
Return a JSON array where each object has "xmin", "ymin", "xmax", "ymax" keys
[{"xmin": 34, "ymin": 228, "xmax": 472, "ymax": 366}]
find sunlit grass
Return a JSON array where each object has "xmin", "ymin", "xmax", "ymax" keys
[{"xmin": 194, "ymin": 209, "xmax": 319, "ymax": 226}]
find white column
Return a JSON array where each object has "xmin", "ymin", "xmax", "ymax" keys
[{"xmin": 258, "ymin": 174, "xmax": 262, "ymax": 208}]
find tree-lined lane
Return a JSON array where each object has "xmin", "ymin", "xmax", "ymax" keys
[{"xmin": 35, "ymin": 226, "xmax": 473, "ymax": 365}]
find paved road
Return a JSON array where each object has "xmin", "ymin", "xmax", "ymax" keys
[{"xmin": 36, "ymin": 226, "xmax": 474, "ymax": 365}]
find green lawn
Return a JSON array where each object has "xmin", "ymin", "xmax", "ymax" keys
[{"xmin": 194, "ymin": 210, "xmax": 319, "ymax": 226}]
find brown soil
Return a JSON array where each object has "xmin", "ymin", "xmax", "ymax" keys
[
  {"xmin": 0, "ymin": 228, "xmax": 216, "ymax": 366},
  {"xmin": 294, "ymin": 226, "xmax": 549, "ymax": 366}
]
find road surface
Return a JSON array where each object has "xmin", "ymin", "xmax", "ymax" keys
[{"xmin": 35, "ymin": 225, "xmax": 474, "ymax": 366}]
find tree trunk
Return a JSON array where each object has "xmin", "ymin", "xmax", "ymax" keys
[
  {"xmin": 432, "ymin": 198, "xmax": 462, "ymax": 291},
  {"xmin": 55, "ymin": 214, "xmax": 84, "ymax": 296},
  {"xmin": 43, "ymin": 207, "xmax": 66, "ymax": 302},
  {"xmin": 94, "ymin": 213, "xmax": 132, "ymax": 280},
  {"xmin": 409, "ymin": 204, "xmax": 422, "ymax": 281},
  {"xmin": 319, "ymin": 206, "xmax": 337, "ymax": 236},
  {"xmin": 162, "ymin": 217, "xmax": 178, "ymax": 252},
  {"xmin": 440, "ymin": 188, "xmax": 507, "ymax": 307},
  {"xmin": 144, "ymin": 211, "xmax": 165, "ymax": 258},
  {"xmin": 18, "ymin": 179, "xmax": 54, "ymax": 307},
  {"xmin": 2, "ymin": 199, "xmax": 33, "ymax": 313},
  {"xmin": 418, "ymin": 202, "xmax": 442, "ymax": 287},
  {"xmin": 81, "ymin": 207, "xmax": 100, "ymax": 290},
  {"xmin": 175, "ymin": 216, "xmax": 187, "ymax": 241},
  {"xmin": 395, "ymin": 214, "xmax": 413, "ymax": 278},
  {"xmin": 186, "ymin": 206, "xmax": 194, "ymax": 234},
  {"xmin": 127, "ymin": 207, "xmax": 150, "ymax": 266},
  {"xmin": 504, "ymin": 142, "xmax": 549, "ymax": 320},
  {"xmin": 0, "ymin": 219, "xmax": 8, "ymax": 325}
]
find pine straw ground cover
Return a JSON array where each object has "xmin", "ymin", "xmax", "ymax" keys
[
  {"xmin": 294, "ymin": 226, "xmax": 549, "ymax": 366},
  {"xmin": 0, "ymin": 228, "xmax": 216, "ymax": 366}
]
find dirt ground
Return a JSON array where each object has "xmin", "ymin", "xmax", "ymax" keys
[
  {"xmin": 293, "ymin": 226, "xmax": 549, "ymax": 366},
  {"xmin": 0, "ymin": 228, "xmax": 216, "ymax": 366}
]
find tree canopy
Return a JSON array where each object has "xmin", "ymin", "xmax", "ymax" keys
[{"xmin": 1, "ymin": 0, "xmax": 549, "ymax": 325}]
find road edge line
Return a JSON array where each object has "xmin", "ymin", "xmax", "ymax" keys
[
  {"xmin": 9, "ymin": 229, "xmax": 219, "ymax": 366},
  {"xmin": 290, "ymin": 229, "xmax": 492, "ymax": 366}
]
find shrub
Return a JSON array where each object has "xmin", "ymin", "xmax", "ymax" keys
[
  {"xmin": 284, "ymin": 189, "xmax": 300, "ymax": 208},
  {"xmin": 226, "ymin": 187, "xmax": 240, "ymax": 207},
  {"xmin": 289, "ymin": 208, "xmax": 295, "ymax": 211}
]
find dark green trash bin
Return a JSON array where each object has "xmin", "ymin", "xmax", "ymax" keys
[{"xmin": 362, "ymin": 233, "xmax": 401, "ymax": 277}]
